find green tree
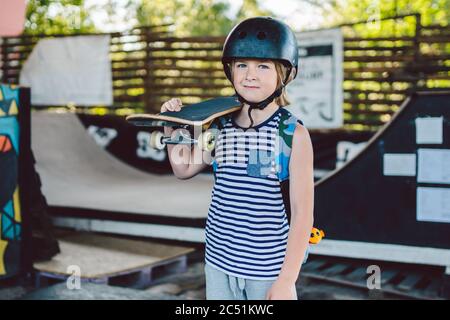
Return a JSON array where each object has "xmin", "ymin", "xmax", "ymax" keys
[
  {"xmin": 307, "ymin": 0, "xmax": 449, "ymax": 36},
  {"xmin": 25, "ymin": 0, "xmax": 97, "ymax": 35},
  {"xmin": 235, "ymin": 0, "xmax": 272, "ymax": 22},
  {"xmin": 135, "ymin": 0, "xmax": 233, "ymax": 36},
  {"xmin": 134, "ymin": 0, "xmax": 274, "ymax": 36}
]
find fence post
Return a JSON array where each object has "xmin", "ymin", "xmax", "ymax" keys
[
  {"xmin": 1, "ymin": 38, "xmax": 8, "ymax": 83},
  {"xmin": 143, "ymin": 27, "xmax": 152, "ymax": 113},
  {"xmin": 412, "ymin": 13, "xmax": 422, "ymax": 90}
]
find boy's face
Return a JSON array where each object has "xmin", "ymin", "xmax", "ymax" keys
[{"xmin": 231, "ymin": 59, "xmax": 278, "ymax": 103}]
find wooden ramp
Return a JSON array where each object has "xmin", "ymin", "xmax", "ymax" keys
[{"xmin": 33, "ymin": 232, "xmax": 194, "ymax": 289}]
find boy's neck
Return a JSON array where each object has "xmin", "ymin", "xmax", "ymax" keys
[{"xmin": 234, "ymin": 101, "xmax": 280, "ymax": 128}]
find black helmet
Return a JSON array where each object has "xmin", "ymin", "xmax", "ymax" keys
[
  {"xmin": 222, "ymin": 16, "xmax": 298, "ymax": 83},
  {"xmin": 221, "ymin": 17, "xmax": 299, "ymax": 127}
]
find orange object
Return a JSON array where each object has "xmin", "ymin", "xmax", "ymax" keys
[
  {"xmin": 309, "ymin": 227, "xmax": 325, "ymax": 244},
  {"xmin": 0, "ymin": 135, "xmax": 12, "ymax": 152},
  {"xmin": 0, "ymin": 0, "xmax": 26, "ymax": 36}
]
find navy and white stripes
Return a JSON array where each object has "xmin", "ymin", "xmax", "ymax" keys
[{"xmin": 205, "ymin": 109, "xmax": 289, "ymax": 280}]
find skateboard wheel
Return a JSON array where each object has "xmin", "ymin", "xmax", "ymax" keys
[
  {"xmin": 198, "ymin": 130, "xmax": 216, "ymax": 152},
  {"xmin": 150, "ymin": 131, "xmax": 165, "ymax": 150}
]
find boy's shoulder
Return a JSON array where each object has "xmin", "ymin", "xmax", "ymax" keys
[{"xmin": 279, "ymin": 107, "xmax": 304, "ymax": 134}]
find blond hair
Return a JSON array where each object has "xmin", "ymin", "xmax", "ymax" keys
[
  {"xmin": 273, "ymin": 61, "xmax": 293, "ymax": 106},
  {"xmin": 228, "ymin": 60, "xmax": 294, "ymax": 106}
]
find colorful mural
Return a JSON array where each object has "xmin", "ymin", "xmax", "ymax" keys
[{"xmin": 0, "ymin": 83, "xmax": 22, "ymax": 278}]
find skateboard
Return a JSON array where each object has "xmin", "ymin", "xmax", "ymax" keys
[{"xmin": 126, "ymin": 96, "xmax": 242, "ymax": 151}]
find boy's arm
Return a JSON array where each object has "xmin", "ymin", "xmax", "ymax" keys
[{"xmin": 277, "ymin": 123, "xmax": 315, "ymax": 283}]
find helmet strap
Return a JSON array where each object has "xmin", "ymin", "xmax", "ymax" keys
[
  {"xmin": 235, "ymin": 85, "xmax": 284, "ymax": 110},
  {"xmin": 232, "ymin": 85, "xmax": 284, "ymax": 129}
]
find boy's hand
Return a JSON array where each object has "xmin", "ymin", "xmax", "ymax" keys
[
  {"xmin": 265, "ymin": 278, "xmax": 297, "ymax": 300},
  {"xmin": 160, "ymin": 98, "xmax": 183, "ymax": 136},
  {"xmin": 161, "ymin": 98, "xmax": 183, "ymax": 113}
]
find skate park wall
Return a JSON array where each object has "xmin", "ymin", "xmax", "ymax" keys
[
  {"xmin": 310, "ymin": 91, "xmax": 450, "ymax": 267},
  {"xmin": 0, "ymin": 83, "xmax": 31, "ymax": 279}
]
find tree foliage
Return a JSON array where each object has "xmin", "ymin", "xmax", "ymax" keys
[
  {"xmin": 310, "ymin": 0, "xmax": 449, "ymax": 36},
  {"xmin": 25, "ymin": 0, "xmax": 97, "ymax": 35},
  {"xmin": 134, "ymin": 0, "xmax": 273, "ymax": 36},
  {"xmin": 23, "ymin": 0, "xmax": 449, "ymax": 37}
]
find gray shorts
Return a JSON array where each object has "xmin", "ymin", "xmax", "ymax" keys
[
  {"xmin": 205, "ymin": 263, "xmax": 280, "ymax": 300},
  {"xmin": 204, "ymin": 247, "xmax": 308, "ymax": 300}
]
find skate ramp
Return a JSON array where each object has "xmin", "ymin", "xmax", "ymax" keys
[{"xmin": 32, "ymin": 111, "xmax": 214, "ymax": 222}]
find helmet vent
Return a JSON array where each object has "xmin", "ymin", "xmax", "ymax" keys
[
  {"xmin": 257, "ymin": 31, "xmax": 266, "ymax": 40},
  {"xmin": 238, "ymin": 31, "xmax": 247, "ymax": 39}
]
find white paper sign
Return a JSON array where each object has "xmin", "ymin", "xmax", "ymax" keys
[
  {"xmin": 19, "ymin": 35, "xmax": 113, "ymax": 106},
  {"xmin": 383, "ymin": 153, "xmax": 416, "ymax": 176},
  {"xmin": 417, "ymin": 148, "xmax": 450, "ymax": 184},
  {"xmin": 415, "ymin": 117, "xmax": 444, "ymax": 144},
  {"xmin": 286, "ymin": 28, "xmax": 343, "ymax": 129},
  {"xmin": 417, "ymin": 187, "xmax": 450, "ymax": 223}
]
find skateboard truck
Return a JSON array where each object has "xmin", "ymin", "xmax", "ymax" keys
[{"xmin": 150, "ymin": 129, "xmax": 217, "ymax": 152}]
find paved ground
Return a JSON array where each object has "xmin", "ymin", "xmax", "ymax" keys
[
  {"xmin": 0, "ymin": 250, "xmax": 391, "ymax": 300},
  {"xmin": 142, "ymin": 260, "xmax": 373, "ymax": 300}
]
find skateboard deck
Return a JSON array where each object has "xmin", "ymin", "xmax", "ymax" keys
[
  {"xmin": 126, "ymin": 96, "xmax": 242, "ymax": 129},
  {"xmin": 126, "ymin": 96, "xmax": 242, "ymax": 151}
]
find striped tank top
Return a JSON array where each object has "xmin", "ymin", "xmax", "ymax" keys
[{"xmin": 205, "ymin": 107, "xmax": 289, "ymax": 280}]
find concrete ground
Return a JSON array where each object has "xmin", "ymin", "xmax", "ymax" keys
[{"xmin": 0, "ymin": 250, "xmax": 389, "ymax": 300}]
